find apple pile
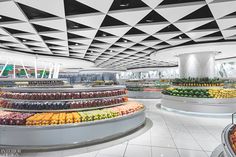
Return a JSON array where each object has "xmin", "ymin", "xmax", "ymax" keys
[
  {"xmin": 0, "ymin": 90, "xmax": 126, "ymax": 100},
  {"xmin": 0, "ymin": 97, "xmax": 128, "ymax": 110},
  {"xmin": 229, "ymin": 127, "xmax": 236, "ymax": 153},
  {"xmin": 0, "ymin": 111, "xmax": 33, "ymax": 125}
]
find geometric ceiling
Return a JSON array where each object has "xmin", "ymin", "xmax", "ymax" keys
[{"xmin": 0, "ymin": 0, "xmax": 236, "ymax": 70}]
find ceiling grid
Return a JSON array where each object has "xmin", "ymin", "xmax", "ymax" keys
[{"xmin": 0, "ymin": 0, "xmax": 235, "ymax": 70}]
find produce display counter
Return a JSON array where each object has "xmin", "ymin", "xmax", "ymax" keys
[
  {"xmin": 161, "ymin": 86, "xmax": 236, "ymax": 115},
  {"xmin": 128, "ymin": 90, "xmax": 162, "ymax": 99},
  {"xmin": 161, "ymin": 95, "xmax": 236, "ymax": 114},
  {"xmin": 0, "ymin": 108, "xmax": 145, "ymax": 149},
  {"xmin": 211, "ymin": 113, "xmax": 236, "ymax": 157},
  {"xmin": 0, "ymin": 78, "xmax": 66, "ymax": 87},
  {"xmin": 0, "ymin": 86, "xmax": 146, "ymax": 150},
  {"xmin": 126, "ymin": 79, "xmax": 170, "ymax": 99}
]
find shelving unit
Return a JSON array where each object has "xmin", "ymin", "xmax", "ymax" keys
[
  {"xmin": 0, "ymin": 78, "xmax": 69, "ymax": 88},
  {"xmin": 126, "ymin": 80, "xmax": 170, "ymax": 99},
  {"xmin": 0, "ymin": 85, "xmax": 146, "ymax": 149},
  {"xmin": 212, "ymin": 113, "xmax": 236, "ymax": 157},
  {"xmin": 0, "ymin": 94, "xmax": 127, "ymax": 102},
  {"xmin": 161, "ymin": 83, "xmax": 236, "ymax": 115},
  {"xmin": 0, "ymin": 102, "xmax": 125, "ymax": 113}
]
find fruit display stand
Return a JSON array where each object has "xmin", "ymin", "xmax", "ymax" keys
[
  {"xmin": 161, "ymin": 86, "xmax": 236, "ymax": 115},
  {"xmin": 0, "ymin": 86, "xmax": 146, "ymax": 149},
  {"xmin": 212, "ymin": 113, "xmax": 236, "ymax": 157},
  {"xmin": 0, "ymin": 78, "xmax": 71, "ymax": 88},
  {"xmin": 126, "ymin": 79, "xmax": 170, "ymax": 99}
]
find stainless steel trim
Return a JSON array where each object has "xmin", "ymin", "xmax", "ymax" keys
[{"xmin": 0, "ymin": 86, "xmax": 126, "ymax": 93}]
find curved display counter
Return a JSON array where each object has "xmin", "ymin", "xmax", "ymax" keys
[
  {"xmin": 0, "ymin": 86, "xmax": 146, "ymax": 150},
  {"xmin": 126, "ymin": 79, "xmax": 170, "ymax": 99},
  {"xmin": 161, "ymin": 86, "xmax": 236, "ymax": 115},
  {"xmin": 212, "ymin": 113, "xmax": 236, "ymax": 157},
  {"xmin": 128, "ymin": 90, "xmax": 162, "ymax": 99},
  {"xmin": 161, "ymin": 95, "xmax": 236, "ymax": 114},
  {"xmin": 0, "ymin": 108, "xmax": 145, "ymax": 149}
]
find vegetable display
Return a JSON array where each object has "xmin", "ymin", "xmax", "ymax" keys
[
  {"xmin": 172, "ymin": 77, "xmax": 224, "ymax": 87},
  {"xmin": 162, "ymin": 87, "xmax": 236, "ymax": 98},
  {"xmin": 126, "ymin": 79, "xmax": 170, "ymax": 91},
  {"xmin": 162, "ymin": 87, "xmax": 210, "ymax": 98}
]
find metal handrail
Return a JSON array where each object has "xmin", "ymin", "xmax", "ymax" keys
[{"xmin": 232, "ymin": 112, "xmax": 236, "ymax": 124}]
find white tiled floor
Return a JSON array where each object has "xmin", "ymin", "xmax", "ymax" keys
[{"xmin": 18, "ymin": 99, "xmax": 230, "ymax": 157}]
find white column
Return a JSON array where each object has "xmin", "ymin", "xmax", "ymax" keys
[{"xmin": 178, "ymin": 52, "xmax": 216, "ymax": 78}]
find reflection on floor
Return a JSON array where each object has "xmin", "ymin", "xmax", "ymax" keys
[{"xmin": 20, "ymin": 99, "xmax": 230, "ymax": 157}]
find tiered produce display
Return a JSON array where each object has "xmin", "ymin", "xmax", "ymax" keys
[
  {"xmin": 218, "ymin": 116, "xmax": 236, "ymax": 157},
  {"xmin": 0, "ymin": 89, "xmax": 128, "ymax": 110},
  {"xmin": 229, "ymin": 126, "xmax": 236, "ymax": 153},
  {"xmin": 0, "ymin": 79, "xmax": 65, "ymax": 87},
  {"xmin": 126, "ymin": 79, "xmax": 170, "ymax": 91},
  {"xmin": 0, "ymin": 85, "xmax": 146, "ymax": 148},
  {"xmin": 0, "ymin": 102, "xmax": 143, "ymax": 126},
  {"xmin": 172, "ymin": 78, "xmax": 224, "ymax": 87},
  {"xmin": 162, "ymin": 87, "xmax": 236, "ymax": 98},
  {"xmin": 126, "ymin": 79, "xmax": 171, "ymax": 99},
  {"xmin": 161, "ymin": 77, "xmax": 236, "ymax": 114},
  {"xmin": 0, "ymin": 87, "xmax": 143, "ymax": 126}
]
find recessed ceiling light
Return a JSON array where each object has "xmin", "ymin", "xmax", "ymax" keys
[
  {"xmin": 120, "ymin": 3, "xmax": 129, "ymax": 7},
  {"xmin": 120, "ymin": 0, "xmax": 129, "ymax": 7},
  {"xmin": 179, "ymin": 36, "xmax": 182, "ymax": 39},
  {"xmin": 102, "ymin": 33, "xmax": 106, "ymax": 37},
  {"xmin": 146, "ymin": 19, "xmax": 153, "ymax": 23}
]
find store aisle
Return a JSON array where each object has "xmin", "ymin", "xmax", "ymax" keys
[{"xmin": 20, "ymin": 99, "xmax": 231, "ymax": 157}]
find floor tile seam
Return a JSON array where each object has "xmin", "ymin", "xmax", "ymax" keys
[
  {"xmin": 150, "ymin": 143, "xmax": 177, "ymax": 149},
  {"xmin": 161, "ymin": 113, "xmax": 181, "ymax": 157},
  {"xmin": 149, "ymin": 121, "xmax": 153, "ymax": 157},
  {"xmin": 178, "ymin": 148, "xmax": 211, "ymax": 157},
  {"xmin": 151, "ymin": 145, "xmax": 178, "ymax": 150},
  {"xmin": 203, "ymin": 150, "xmax": 212, "ymax": 157},
  {"xmin": 179, "ymin": 119, "xmax": 206, "ymax": 152},
  {"xmin": 122, "ymin": 142, "xmax": 128, "ymax": 157},
  {"xmin": 198, "ymin": 123, "xmax": 222, "ymax": 142},
  {"xmin": 127, "ymin": 143, "xmax": 152, "ymax": 147},
  {"xmin": 177, "ymin": 148, "xmax": 211, "ymax": 152},
  {"xmin": 191, "ymin": 117, "xmax": 223, "ymax": 142}
]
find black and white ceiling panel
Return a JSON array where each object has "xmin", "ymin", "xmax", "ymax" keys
[{"xmin": 0, "ymin": 0, "xmax": 236, "ymax": 70}]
